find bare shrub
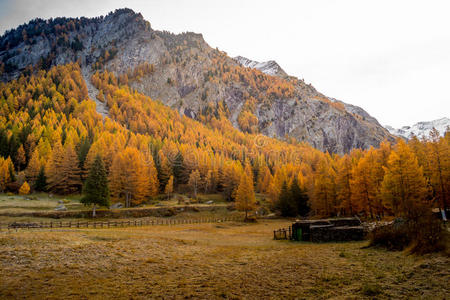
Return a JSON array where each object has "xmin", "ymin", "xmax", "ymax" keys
[{"xmin": 369, "ymin": 212, "xmax": 448, "ymax": 254}]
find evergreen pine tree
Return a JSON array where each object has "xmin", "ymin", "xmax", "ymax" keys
[
  {"xmin": 81, "ymin": 155, "xmax": 109, "ymax": 217},
  {"xmin": 172, "ymin": 151, "xmax": 187, "ymax": 186},
  {"xmin": 291, "ymin": 178, "xmax": 310, "ymax": 217},
  {"xmin": 278, "ymin": 181, "xmax": 296, "ymax": 217},
  {"xmin": 34, "ymin": 167, "xmax": 47, "ymax": 192},
  {"xmin": 77, "ymin": 137, "xmax": 91, "ymax": 181}
]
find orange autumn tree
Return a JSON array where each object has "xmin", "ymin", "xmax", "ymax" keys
[
  {"xmin": 0, "ymin": 157, "xmax": 14, "ymax": 192},
  {"xmin": 19, "ymin": 181, "xmax": 30, "ymax": 195},
  {"xmin": 312, "ymin": 156, "xmax": 337, "ymax": 216},
  {"xmin": 46, "ymin": 141, "xmax": 81, "ymax": 194},
  {"xmin": 350, "ymin": 148, "xmax": 383, "ymax": 219},
  {"xmin": 164, "ymin": 175, "xmax": 174, "ymax": 200},
  {"xmin": 335, "ymin": 154, "xmax": 354, "ymax": 216},
  {"xmin": 381, "ymin": 139, "xmax": 430, "ymax": 218},
  {"xmin": 188, "ymin": 170, "xmax": 201, "ymax": 199},
  {"xmin": 235, "ymin": 172, "xmax": 256, "ymax": 220},
  {"xmin": 16, "ymin": 145, "xmax": 26, "ymax": 172},
  {"xmin": 109, "ymin": 147, "xmax": 156, "ymax": 207},
  {"xmin": 25, "ymin": 149, "xmax": 42, "ymax": 186},
  {"xmin": 427, "ymin": 128, "xmax": 450, "ymax": 213}
]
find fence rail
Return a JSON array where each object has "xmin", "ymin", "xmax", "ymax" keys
[
  {"xmin": 273, "ymin": 226, "xmax": 292, "ymax": 240},
  {"xmin": 0, "ymin": 216, "xmax": 242, "ymax": 231}
]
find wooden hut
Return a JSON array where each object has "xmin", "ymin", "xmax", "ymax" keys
[{"xmin": 291, "ymin": 217, "xmax": 364, "ymax": 242}]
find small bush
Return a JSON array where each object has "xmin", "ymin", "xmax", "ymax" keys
[
  {"xmin": 407, "ymin": 215, "xmax": 448, "ymax": 255},
  {"xmin": 361, "ymin": 282, "xmax": 382, "ymax": 296},
  {"xmin": 369, "ymin": 221, "xmax": 411, "ymax": 251},
  {"xmin": 369, "ymin": 214, "xmax": 448, "ymax": 254}
]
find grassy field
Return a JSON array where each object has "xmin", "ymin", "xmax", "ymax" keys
[
  {"xmin": 0, "ymin": 193, "xmax": 260, "ymax": 224},
  {"xmin": 0, "ymin": 220, "xmax": 448, "ymax": 299},
  {"xmin": 0, "ymin": 193, "xmax": 84, "ymax": 213}
]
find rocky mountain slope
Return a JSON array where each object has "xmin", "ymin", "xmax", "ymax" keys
[
  {"xmin": 386, "ymin": 117, "xmax": 450, "ymax": 139},
  {"xmin": 0, "ymin": 8, "xmax": 394, "ymax": 153}
]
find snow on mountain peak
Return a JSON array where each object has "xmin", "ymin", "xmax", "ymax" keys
[
  {"xmin": 385, "ymin": 117, "xmax": 450, "ymax": 139},
  {"xmin": 233, "ymin": 56, "xmax": 287, "ymax": 77}
]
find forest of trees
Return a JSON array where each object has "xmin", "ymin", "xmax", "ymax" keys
[{"xmin": 0, "ymin": 63, "xmax": 448, "ymax": 219}]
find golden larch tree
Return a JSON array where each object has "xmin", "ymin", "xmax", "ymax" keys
[
  {"xmin": 335, "ymin": 154, "xmax": 353, "ymax": 216},
  {"xmin": 165, "ymin": 175, "xmax": 174, "ymax": 200},
  {"xmin": 381, "ymin": 139, "xmax": 429, "ymax": 218},
  {"xmin": 25, "ymin": 149, "xmax": 41, "ymax": 185},
  {"xmin": 0, "ymin": 157, "xmax": 13, "ymax": 192},
  {"xmin": 188, "ymin": 170, "xmax": 201, "ymax": 199},
  {"xmin": 109, "ymin": 147, "xmax": 151, "ymax": 207},
  {"xmin": 350, "ymin": 149, "xmax": 382, "ymax": 219},
  {"xmin": 19, "ymin": 181, "xmax": 30, "ymax": 195},
  {"xmin": 235, "ymin": 172, "xmax": 256, "ymax": 220},
  {"xmin": 427, "ymin": 128, "xmax": 449, "ymax": 213}
]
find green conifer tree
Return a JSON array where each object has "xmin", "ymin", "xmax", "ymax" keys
[
  {"xmin": 34, "ymin": 167, "xmax": 47, "ymax": 192},
  {"xmin": 81, "ymin": 155, "xmax": 109, "ymax": 217},
  {"xmin": 278, "ymin": 181, "xmax": 296, "ymax": 217},
  {"xmin": 290, "ymin": 178, "xmax": 310, "ymax": 217}
]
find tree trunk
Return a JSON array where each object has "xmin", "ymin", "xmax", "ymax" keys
[{"xmin": 92, "ymin": 204, "xmax": 96, "ymax": 218}]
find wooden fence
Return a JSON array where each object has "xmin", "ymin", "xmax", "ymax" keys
[
  {"xmin": 273, "ymin": 226, "xmax": 292, "ymax": 240},
  {"xmin": 0, "ymin": 216, "xmax": 242, "ymax": 231}
]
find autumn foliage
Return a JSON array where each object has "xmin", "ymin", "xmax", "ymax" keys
[{"xmin": 0, "ymin": 62, "xmax": 448, "ymax": 223}]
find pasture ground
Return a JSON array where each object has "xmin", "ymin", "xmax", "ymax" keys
[{"xmin": 0, "ymin": 220, "xmax": 448, "ymax": 299}]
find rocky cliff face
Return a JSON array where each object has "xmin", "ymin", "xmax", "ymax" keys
[{"xmin": 0, "ymin": 8, "xmax": 394, "ymax": 153}]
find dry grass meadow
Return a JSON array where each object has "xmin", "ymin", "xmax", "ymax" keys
[{"xmin": 0, "ymin": 220, "xmax": 448, "ymax": 299}]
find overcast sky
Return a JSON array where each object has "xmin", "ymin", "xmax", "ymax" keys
[{"xmin": 1, "ymin": 0, "xmax": 449, "ymax": 128}]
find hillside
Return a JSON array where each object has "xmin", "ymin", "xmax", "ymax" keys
[{"xmin": 0, "ymin": 8, "xmax": 393, "ymax": 154}]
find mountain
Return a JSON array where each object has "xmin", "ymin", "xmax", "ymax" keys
[
  {"xmin": 233, "ymin": 56, "xmax": 288, "ymax": 77},
  {"xmin": 0, "ymin": 8, "xmax": 393, "ymax": 153},
  {"xmin": 385, "ymin": 117, "xmax": 450, "ymax": 139}
]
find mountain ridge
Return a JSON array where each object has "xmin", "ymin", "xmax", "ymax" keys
[
  {"xmin": 386, "ymin": 117, "xmax": 450, "ymax": 139},
  {"xmin": 0, "ymin": 8, "xmax": 394, "ymax": 153},
  {"xmin": 233, "ymin": 56, "xmax": 288, "ymax": 77}
]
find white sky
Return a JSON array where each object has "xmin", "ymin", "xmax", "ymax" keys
[{"xmin": 1, "ymin": 0, "xmax": 449, "ymax": 127}]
